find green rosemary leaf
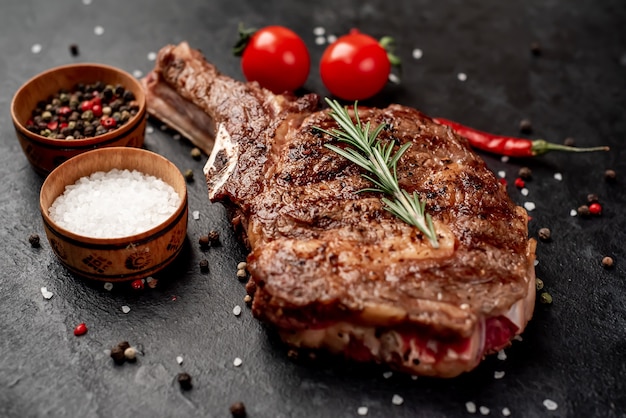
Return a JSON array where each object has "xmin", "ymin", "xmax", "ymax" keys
[{"xmin": 319, "ymin": 98, "xmax": 439, "ymax": 248}]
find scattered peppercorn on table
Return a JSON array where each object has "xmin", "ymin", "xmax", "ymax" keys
[{"xmin": 1, "ymin": 0, "xmax": 624, "ymax": 417}]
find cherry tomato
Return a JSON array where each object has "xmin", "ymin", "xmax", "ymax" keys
[
  {"xmin": 238, "ymin": 26, "xmax": 310, "ymax": 94},
  {"xmin": 320, "ymin": 29, "xmax": 393, "ymax": 101}
]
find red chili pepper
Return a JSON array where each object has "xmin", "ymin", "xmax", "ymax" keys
[{"xmin": 433, "ymin": 118, "xmax": 610, "ymax": 157}]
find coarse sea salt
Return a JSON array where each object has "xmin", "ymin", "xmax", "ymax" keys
[
  {"xmin": 357, "ymin": 406, "xmax": 368, "ymax": 415},
  {"xmin": 49, "ymin": 169, "xmax": 181, "ymax": 239},
  {"xmin": 391, "ymin": 394, "xmax": 404, "ymax": 406},
  {"xmin": 502, "ymin": 407, "xmax": 511, "ymax": 416},
  {"xmin": 479, "ymin": 406, "xmax": 490, "ymax": 415},
  {"xmin": 543, "ymin": 399, "xmax": 558, "ymax": 411},
  {"xmin": 465, "ymin": 401, "xmax": 477, "ymax": 413}
]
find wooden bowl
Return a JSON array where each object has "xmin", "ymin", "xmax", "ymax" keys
[
  {"xmin": 39, "ymin": 147, "xmax": 188, "ymax": 282},
  {"xmin": 11, "ymin": 63, "xmax": 146, "ymax": 176}
]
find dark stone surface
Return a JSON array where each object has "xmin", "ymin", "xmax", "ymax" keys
[{"xmin": 1, "ymin": 1, "xmax": 625, "ymax": 417}]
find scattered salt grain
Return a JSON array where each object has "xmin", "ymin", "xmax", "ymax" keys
[
  {"xmin": 146, "ymin": 126, "xmax": 154, "ymax": 134},
  {"xmin": 383, "ymin": 371, "xmax": 393, "ymax": 379},
  {"xmin": 313, "ymin": 27, "xmax": 326, "ymax": 36},
  {"xmin": 523, "ymin": 202, "xmax": 536, "ymax": 212},
  {"xmin": 500, "ymin": 156, "xmax": 510, "ymax": 163},
  {"xmin": 192, "ymin": 210, "xmax": 200, "ymax": 220},
  {"xmin": 494, "ymin": 371, "xmax": 505, "ymax": 379},
  {"xmin": 160, "ymin": 124, "xmax": 168, "ymax": 131},
  {"xmin": 466, "ymin": 401, "xmax": 477, "ymax": 413},
  {"xmin": 553, "ymin": 172, "xmax": 563, "ymax": 181},
  {"xmin": 233, "ymin": 357, "xmax": 243, "ymax": 367},
  {"xmin": 41, "ymin": 287, "xmax": 53, "ymax": 300},
  {"xmin": 497, "ymin": 170, "xmax": 506, "ymax": 178},
  {"xmin": 521, "ymin": 188, "xmax": 529, "ymax": 196},
  {"xmin": 497, "ymin": 350, "xmax": 507, "ymax": 361},
  {"xmin": 94, "ymin": 26, "xmax": 104, "ymax": 36},
  {"xmin": 176, "ymin": 356, "xmax": 183, "ymax": 365},
  {"xmin": 570, "ymin": 209, "xmax": 577, "ymax": 217},
  {"xmin": 132, "ymin": 69, "xmax": 143, "ymax": 78},
  {"xmin": 357, "ymin": 406, "xmax": 368, "ymax": 416},
  {"xmin": 173, "ymin": 134, "xmax": 181, "ymax": 140},
  {"xmin": 388, "ymin": 73, "xmax": 401, "ymax": 84},
  {"xmin": 315, "ymin": 36, "xmax": 326, "ymax": 45},
  {"xmin": 121, "ymin": 305, "xmax": 131, "ymax": 314},
  {"xmin": 412, "ymin": 48, "xmax": 423, "ymax": 60},
  {"xmin": 82, "ymin": 0, "xmax": 92, "ymax": 4},
  {"xmin": 233, "ymin": 305, "xmax": 242, "ymax": 316},
  {"xmin": 48, "ymin": 169, "xmax": 181, "ymax": 239},
  {"xmin": 391, "ymin": 394, "xmax": 404, "ymax": 406},
  {"xmin": 411, "ymin": 375, "xmax": 418, "ymax": 380},
  {"xmin": 543, "ymin": 399, "xmax": 558, "ymax": 411},
  {"xmin": 31, "ymin": 44, "xmax": 42, "ymax": 54},
  {"xmin": 479, "ymin": 406, "xmax": 490, "ymax": 415},
  {"xmin": 326, "ymin": 34, "xmax": 337, "ymax": 44},
  {"xmin": 104, "ymin": 282, "xmax": 113, "ymax": 291},
  {"xmin": 534, "ymin": 259, "xmax": 539, "ymax": 266},
  {"xmin": 457, "ymin": 72, "xmax": 468, "ymax": 82},
  {"xmin": 147, "ymin": 51, "xmax": 157, "ymax": 61},
  {"xmin": 502, "ymin": 407, "xmax": 511, "ymax": 416},
  {"xmin": 513, "ymin": 335, "xmax": 523, "ymax": 342}
]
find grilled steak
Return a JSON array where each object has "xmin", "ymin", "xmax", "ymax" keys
[{"xmin": 143, "ymin": 42, "xmax": 536, "ymax": 378}]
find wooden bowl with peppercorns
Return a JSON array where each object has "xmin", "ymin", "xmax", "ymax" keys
[
  {"xmin": 39, "ymin": 147, "xmax": 188, "ymax": 283},
  {"xmin": 11, "ymin": 63, "xmax": 146, "ymax": 176}
]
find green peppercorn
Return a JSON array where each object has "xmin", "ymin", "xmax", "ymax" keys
[
  {"xmin": 81, "ymin": 110, "xmax": 94, "ymax": 121},
  {"xmin": 191, "ymin": 147, "xmax": 202, "ymax": 160},
  {"xmin": 112, "ymin": 112, "xmax": 121, "ymax": 122},
  {"xmin": 41, "ymin": 111, "xmax": 52, "ymax": 121},
  {"xmin": 540, "ymin": 292, "xmax": 553, "ymax": 304},
  {"xmin": 51, "ymin": 98, "xmax": 61, "ymax": 107},
  {"xmin": 40, "ymin": 129, "xmax": 52, "ymax": 137},
  {"xmin": 59, "ymin": 93, "xmax": 70, "ymax": 104},
  {"xmin": 45, "ymin": 103, "xmax": 53, "ymax": 111},
  {"xmin": 102, "ymin": 106, "xmax": 112, "ymax": 116},
  {"xmin": 184, "ymin": 169, "xmax": 194, "ymax": 182},
  {"xmin": 120, "ymin": 110, "xmax": 131, "ymax": 122},
  {"xmin": 67, "ymin": 121, "xmax": 76, "ymax": 130}
]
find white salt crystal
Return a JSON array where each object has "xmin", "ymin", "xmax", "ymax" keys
[
  {"xmin": 41, "ymin": 287, "xmax": 53, "ymax": 300},
  {"xmin": 543, "ymin": 399, "xmax": 558, "ymax": 411},
  {"xmin": 357, "ymin": 406, "xmax": 368, "ymax": 415},
  {"xmin": 146, "ymin": 126, "xmax": 154, "ymax": 134},
  {"xmin": 313, "ymin": 26, "xmax": 326, "ymax": 36},
  {"xmin": 500, "ymin": 156, "xmax": 509, "ymax": 163},
  {"xmin": 326, "ymin": 34, "xmax": 337, "ymax": 43},
  {"xmin": 82, "ymin": 0, "xmax": 92, "ymax": 4},
  {"xmin": 412, "ymin": 48, "xmax": 423, "ymax": 60},
  {"xmin": 391, "ymin": 394, "xmax": 404, "ymax": 405},
  {"xmin": 553, "ymin": 172, "xmax": 563, "ymax": 181},
  {"xmin": 521, "ymin": 188, "xmax": 529, "ymax": 196},
  {"xmin": 457, "ymin": 72, "xmax": 468, "ymax": 81},
  {"xmin": 383, "ymin": 371, "xmax": 393, "ymax": 379},
  {"xmin": 570, "ymin": 209, "xmax": 578, "ymax": 216},
  {"xmin": 104, "ymin": 282, "xmax": 113, "ymax": 291},
  {"xmin": 494, "ymin": 371, "xmax": 505, "ymax": 379},
  {"xmin": 233, "ymin": 305, "xmax": 242, "ymax": 316},
  {"xmin": 176, "ymin": 356, "xmax": 183, "ymax": 365},
  {"xmin": 49, "ymin": 169, "xmax": 181, "ymax": 239},
  {"xmin": 523, "ymin": 202, "xmax": 536, "ymax": 211},
  {"xmin": 410, "ymin": 375, "xmax": 418, "ymax": 380},
  {"xmin": 388, "ymin": 73, "xmax": 401, "ymax": 84},
  {"xmin": 497, "ymin": 350, "xmax": 507, "ymax": 361},
  {"xmin": 133, "ymin": 69, "xmax": 143, "ymax": 78},
  {"xmin": 513, "ymin": 335, "xmax": 523, "ymax": 342},
  {"xmin": 315, "ymin": 36, "xmax": 326, "ymax": 45},
  {"xmin": 94, "ymin": 26, "xmax": 104, "ymax": 36},
  {"xmin": 502, "ymin": 407, "xmax": 511, "ymax": 416},
  {"xmin": 192, "ymin": 210, "xmax": 200, "ymax": 220},
  {"xmin": 233, "ymin": 357, "xmax": 243, "ymax": 367},
  {"xmin": 121, "ymin": 305, "xmax": 131, "ymax": 314},
  {"xmin": 31, "ymin": 44, "xmax": 42, "ymax": 54},
  {"xmin": 534, "ymin": 259, "xmax": 539, "ymax": 266},
  {"xmin": 173, "ymin": 134, "xmax": 181, "ymax": 140},
  {"xmin": 497, "ymin": 170, "xmax": 506, "ymax": 178},
  {"xmin": 479, "ymin": 406, "xmax": 490, "ymax": 415},
  {"xmin": 466, "ymin": 401, "xmax": 477, "ymax": 413},
  {"xmin": 147, "ymin": 51, "xmax": 157, "ymax": 61}
]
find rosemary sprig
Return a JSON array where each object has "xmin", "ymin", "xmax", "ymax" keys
[{"xmin": 317, "ymin": 98, "xmax": 439, "ymax": 248}]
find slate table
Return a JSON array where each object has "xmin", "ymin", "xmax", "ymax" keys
[{"xmin": 1, "ymin": 1, "xmax": 625, "ymax": 417}]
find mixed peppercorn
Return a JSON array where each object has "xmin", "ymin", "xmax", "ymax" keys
[{"xmin": 25, "ymin": 82, "xmax": 139, "ymax": 140}]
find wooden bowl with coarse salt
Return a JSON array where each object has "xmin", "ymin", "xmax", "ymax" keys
[
  {"xmin": 39, "ymin": 147, "xmax": 188, "ymax": 283},
  {"xmin": 11, "ymin": 63, "xmax": 147, "ymax": 176}
]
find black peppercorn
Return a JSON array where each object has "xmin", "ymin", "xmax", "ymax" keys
[
  {"xmin": 586, "ymin": 193, "xmax": 599, "ymax": 203},
  {"xmin": 177, "ymin": 372, "xmax": 193, "ymax": 390},
  {"xmin": 184, "ymin": 169, "xmax": 194, "ymax": 182},
  {"xmin": 538, "ymin": 228, "xmax": 551, "ymax": 241},
  {"xmin": 207, "ymin": 230, "xmax": 220, "ymax": 246},
  {"xmin": 519, "ymin": 119, "xmax": 533, "ymax": 134},
  {"xmin": 114, "ymin": 85, "xmax": 125, "ymax": 96},
  {"xmin": 602, "ymin": 256, "xmax": 614, "ymax": 268},
  {"xmin": 518, "ymin": 167, "xmax": 532, "ymax": 180},
  {"xmin": 117, "ymin": 341, "xmax": 131, "ymax": 352},
  {"xmin": 28, "ymin": 234, "xmax": 40, "ymax": 248},
  {"xmin": 577, "ymin": 205, "xmax": 590, "ymax": 217},
  {"xmin": 199, "ymin": 259, "xmax": 209, "ymax": 273},
  {"xmin": 604, "ymin": 169, "xmax": 616, "ymax": 182},
  {"xmin": 199, "ymin": 235, "xmax": 210, "ymax": 247},
  {"xmin": 530, "ymin": 42, "xmax": 542, "ymax": 56},
  {"xmin": 102, "ymin": 87, "xmax": 114, "ymax": 100},
  {"xmin": 123, "ymin": 90, "xmax": 135, "ymax": 101},
  {"xmin": 69, "ymin": 44, "xmax": 79, "ymax": 56},
  {"xmin": 563, "ymin": 137, "xmax": 575, "ymax": 147},
  {"xmin": 230, "ymin": 402, "xmax": 247, "ymax": 418},
  {"xmin": 110, "ymin": 346, "xmax": 126, "ymax": 365}
]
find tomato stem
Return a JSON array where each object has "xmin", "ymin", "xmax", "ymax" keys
[
  {"xmin": 379, "ymin": 36, "xmax": 402, "ymax": 68},
  {"xmin": 233, "ymin": 23, "xmax": 257, "ymax": 57}
]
